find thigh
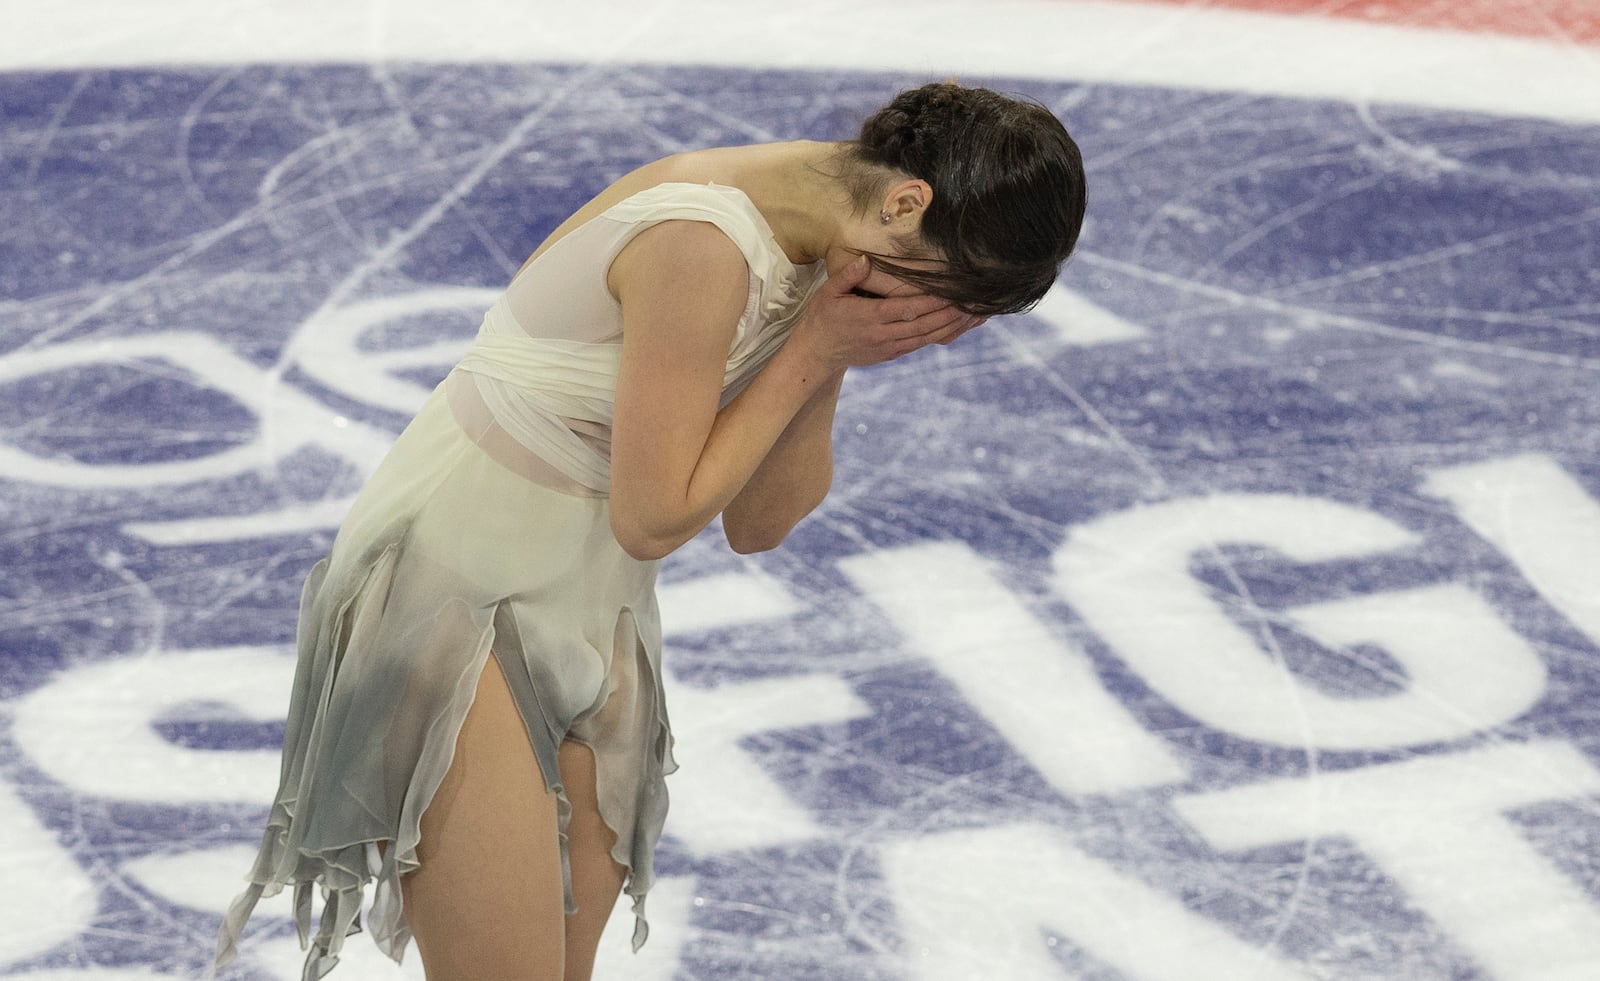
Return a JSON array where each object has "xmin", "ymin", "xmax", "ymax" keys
[
  {"xmin": 559, "ymin": 739, "xmax": 629, "ymax": 981},
  {"xmin": 402, "ymin": 655, "xmax": 566, "ymax": 981}
]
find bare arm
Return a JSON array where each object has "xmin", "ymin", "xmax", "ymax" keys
[
  {"xmin": 720, "ymin": 365, "xmax": 846, "ymax": 553},
  {"xmin": 720, "ymin": 267, "xmax": 987, "ymax": 553},
  {"xmin": 608, "ymin": 224, "xmax": 977, "ymax": 561}
]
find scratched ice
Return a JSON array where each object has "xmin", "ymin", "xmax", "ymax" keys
[{"xmin": 2, "ymin": 46, "xmax": 1600, "ymax": 981}]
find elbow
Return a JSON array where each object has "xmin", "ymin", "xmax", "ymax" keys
[
  {"xmin": 610, "ymin": 513, "xmax": 685, "ymax": 562},
  {"xmin": 725, "ymin": 524, "xmax": 788, "ymax": 555},
  {"xmin": 723, "ymin": 498, "xmax": 822, "ymax": 554},
  {"xmin": 619, "ymin": 537, "xmax": 677, "ymax": 562}
]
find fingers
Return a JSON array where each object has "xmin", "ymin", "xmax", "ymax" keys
[
  {"xmin": 807, "ymin": 264, "xmax": 988, "ymax": 365},
  {"xmin": 919, "ymin": 316, "xmax": 981, "ymax": 347},
  {"xmin": 909, "ymin": 311, "xmax": 987, "ymax": 348},
  {"xmin": 881, "ymin": 292, "xmax": 950, "ymax": 324},
  {"xmin": 882, "ymin": 304, "xmax": 972, "ymax": 341},
  {"xmin": 829, "ymin": 255, "xmax": 873, "ymax": 295},
  {"xmin": 865, "ymin": 310, "xmax": 984, "ymax": 361},
  {"xmin": 932, "ymin": 317, "xmax": 985, "ymax": 346}
]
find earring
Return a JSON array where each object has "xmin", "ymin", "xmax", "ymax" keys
[{"xmin": 879, "ymin": 211, "xmax": 892, "ymax": 225}]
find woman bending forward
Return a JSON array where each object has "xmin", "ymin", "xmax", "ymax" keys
[{"xmin": 215, "ymin": 82, "xmax": 1086, "ymax": 981}]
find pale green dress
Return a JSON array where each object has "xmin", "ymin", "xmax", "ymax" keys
[{"xmin": 215, "ymin": 182, "xmax": 825, "ymax": 979}]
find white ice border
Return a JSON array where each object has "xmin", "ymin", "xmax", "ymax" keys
[{"xmin": 4, "ymin": 0, "xmax": 1598, "ymax": 124}]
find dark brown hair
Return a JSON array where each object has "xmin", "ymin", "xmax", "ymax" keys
[{"xmin": 839, "ymin": 82, "xmax": 1086, "ymax": 316}]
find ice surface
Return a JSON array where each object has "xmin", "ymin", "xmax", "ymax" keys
[{"xmin": 2, "ymin": 5, "xmax": 1599, "ymax": 979}]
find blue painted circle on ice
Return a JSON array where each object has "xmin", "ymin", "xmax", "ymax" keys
[{"xmin": 2, "ymin": 63, "xmax": 1598, "ymax": 980}]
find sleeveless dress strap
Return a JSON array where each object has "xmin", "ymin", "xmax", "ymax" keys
[{"xmin": 453, "ymin": 182, "xmax": 824, "ymax": 495}]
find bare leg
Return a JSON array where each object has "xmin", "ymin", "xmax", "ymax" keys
[
  {"xmin": 558, "ymin": 739, "xmax": 629, "ymax": 981},
  {"xmin": 402, "ymin": 655, "xmax": 567, "ymax": 981}
]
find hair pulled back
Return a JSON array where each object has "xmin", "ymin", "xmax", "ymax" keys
[{"xmin": 843, "ymin": 82, "xmax": 1086, "ymax": 316}]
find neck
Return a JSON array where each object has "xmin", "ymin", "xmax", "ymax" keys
[{"xmin": 739, "ymin": 141, "xmax": 855, "ymax": 265}]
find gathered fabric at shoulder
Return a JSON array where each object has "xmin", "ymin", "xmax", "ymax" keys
[{"xmin": 457, "ymin": 181, "xmax": 826, "ymax": 496}]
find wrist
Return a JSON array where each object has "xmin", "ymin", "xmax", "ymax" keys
[{"xmin": 778, "ymin": 325, "xmax": 847, "ymax": 383}]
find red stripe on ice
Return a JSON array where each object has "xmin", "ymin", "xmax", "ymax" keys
[{"xmin": 1128, "ymin": 0, "xmax": 1600, "ymax": 44}]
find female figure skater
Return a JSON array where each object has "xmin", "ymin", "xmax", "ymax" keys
[{"xmin": 216, "ymin": 82, "xmax": 1085, "ymax": 981}]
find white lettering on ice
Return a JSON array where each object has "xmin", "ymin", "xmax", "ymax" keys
[
  {"xmin": 284, "ymin": 288, "xmax": 491, "ymax": 415},
  {"xmin": 13, "ymin": 646, "xmax": 293, "ymax": 804},
  {"xmin": 0, "ymin": 333, "xmax": 393, "ymax": 488},
  {"xmin": 0, "ymin": 287, "xmax": 491, "ymax": 544},
  {"xmin": 666, "ymin": 674, "xmax": 870, "ymax": 854},
  {"xmin": 843, "ymin": 540, "xmax": 1188, "ymax": 795},
  {"xmin": 1424, "ymin": 453, "xmax": 1600, "ymax": 651},
  {"xmin": 658, "ymin": 569, "xmax": 864, "ymax": 854},
  {"xmin": 1052, "ymin": 493, "xmax": 1544, "ymax": 749},
  {"xmin": 883, "ymin": 821, "xmax": 1313, "ymax": 981},
  {"xmin": 0, "ymin": 776, "xmax": 97, "ymax": 967},
  {"xmin": 1028, "ymin": 284, "xmax": 1149, "ymax": 347},
  {"xmin": 1174, "ymin": 741, "xmax": 1600, "ymax": 980}
]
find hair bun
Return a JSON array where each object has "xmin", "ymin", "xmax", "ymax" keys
[
  {"xmin": 857, "ymin": 82, "xmax": 979, "ymax": 177},
  {"xmin": 845, "ymin": 82, "xmax": 1086, "ymax": 316}
]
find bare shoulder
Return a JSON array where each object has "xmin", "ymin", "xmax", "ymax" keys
[
  {"xmin": 522, "ymin": 151, "xmax": 735, "ymax": 268},
  {"xmin": 608, "ymin": 218, "xmax": 749, "ymax": 317}
]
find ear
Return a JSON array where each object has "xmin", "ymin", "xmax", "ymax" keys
[{"xmin": 880, "ymin": 178, "xmax": 933, "ymax": 223}]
